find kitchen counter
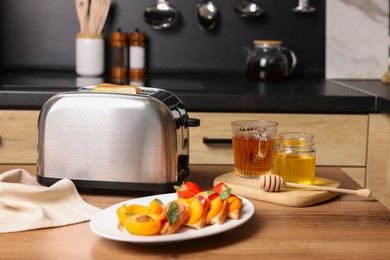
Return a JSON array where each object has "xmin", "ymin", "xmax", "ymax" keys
[
  {"xmin": 0, "ymin": 71, "xmax": 386, "ymax": 113},
  {"xmin": 333, "ymin": 79, "xmax": 390, "ymax": 113},
  {"xmin": 1, "ymin": 165, "xmax": 390, "ymax": 259}
]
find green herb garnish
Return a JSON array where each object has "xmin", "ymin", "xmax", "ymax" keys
[
  {"xmin": 167, "ymin": 201, "xmax": 179, "ymax": 225},
  {"xmin": 219, "ymin": 187, "xmax": 232, "ymax": 200}
]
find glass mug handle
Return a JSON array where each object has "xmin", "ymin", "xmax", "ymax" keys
[
  {"xmin": 281, "ymin": 47, "xmax": 297, "ymax": 75},
  {"xmin": 254, "ymin": 129, "xmax": 267, "ymax": 160}
]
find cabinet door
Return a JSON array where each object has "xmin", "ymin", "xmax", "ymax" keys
[
  {"xmin": 189, "ymin": 112, "xmax": 368, "ymax": 167},
  {"xmin": 0, "ymin": 110, "xmax": 39, "ymax": 164}
]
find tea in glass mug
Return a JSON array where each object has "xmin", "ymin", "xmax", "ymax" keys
[{"xmin": 231, "ymin": 120, "xmax": 278, "ymax": 178}]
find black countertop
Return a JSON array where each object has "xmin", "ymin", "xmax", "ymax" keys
[{"xmin": 0, "ymin": 71, "xmax": 389, "ymax": 114}]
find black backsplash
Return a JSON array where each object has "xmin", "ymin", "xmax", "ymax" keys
[{"xmin": 0, "ymin": 0, "xmax": 325, "ymax": 76}]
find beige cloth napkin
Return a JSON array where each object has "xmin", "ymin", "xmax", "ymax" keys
[{"xmin": 0, "ymin": 169, "xmax": 102, "ymax": 233}]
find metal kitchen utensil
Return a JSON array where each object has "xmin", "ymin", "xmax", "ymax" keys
[
  {"xmin": 293, "ymin": 0, "xmax": 315, "ymax": 13},
  {"xmin": 235, "ymin": 0, "xmax": 263, "ymax": 18},
  {"xmin": 259, "ymin": 173, "xmax": 372, "ymax": 198},
  {"xmin": 196, "ymin": 0, "xmax": 219, "ymax": 31},
  {"xmin": 144, "ymin": 0, "xmax": 179, "ymax": 29}
]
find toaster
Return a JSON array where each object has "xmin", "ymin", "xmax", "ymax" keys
[{"xmin": 36, "ymin": 86, "xmax": 200, "ymax": 193}]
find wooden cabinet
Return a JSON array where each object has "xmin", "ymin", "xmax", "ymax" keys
[
  {"xmin": 1, "ymin": 110, "xmax": 368, "ymax": 167},
  {"xmin": 366, "ymin": 113, "xmax": 390, "ymax": 209},
  {"xmin": 189, "ymin": 112, "xmax": 368, "ymax": 166},
  {"xmin": 188, "ymin": 112, "xmax": 368, "ymax": 187},
  {"xmin": 3, "ymin": 109, "xmax": 390, "ymax": 209},
  {"xmin": 0, "ymin": 110, "xmax": 39, "ymax": 164},
  {"xmin": 0, "ymin": 110, "xmax": 370, "ymax": 188}
]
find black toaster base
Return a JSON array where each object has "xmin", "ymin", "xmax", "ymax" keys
[{"xmin": 36, "ymin": 169, "xmax": 189, "ymax": 194}]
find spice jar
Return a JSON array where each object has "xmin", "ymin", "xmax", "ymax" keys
[
  {"xmin": 129, "ymin": 28, "xmax": 145, "ymax": 79},
  {"xmin": 273, "ymin": 132, "xmax": 316, "ymax": 184},
  {"xmin": 111, "ymin": 29, "xmax": 128, "ymax": 80}
]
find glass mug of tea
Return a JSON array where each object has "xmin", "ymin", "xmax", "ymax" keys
[{"xmin": 231, "ymin": 120, "xmax": 278, "ymax": 178}]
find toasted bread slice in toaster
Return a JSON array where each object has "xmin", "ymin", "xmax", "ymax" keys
[{"xmin": 92, "ymin": 83, "xmax": 141, "ymax": 94}]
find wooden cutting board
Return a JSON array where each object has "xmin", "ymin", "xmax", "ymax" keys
[{"xmin": 213, "ymin": 172, "xmax": 340, "ymax": 207}]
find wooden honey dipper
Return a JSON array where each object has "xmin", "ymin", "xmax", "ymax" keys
[{"xmin": 259, "ymin": 173, "xmax": 372, "ymax": 198}]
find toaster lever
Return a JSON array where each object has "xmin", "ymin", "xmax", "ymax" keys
[
  {"xmin": 176, "ymin": 117, "xmax": 200, "ymax": 128},
  {"xmin": 185, "ymin": 117, "xmax": 200, "ymax": 127}
]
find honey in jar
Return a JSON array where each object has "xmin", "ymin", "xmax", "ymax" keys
[{"xmin": 273, "ymin": 132, "xmax": 315, "ymax": 184}]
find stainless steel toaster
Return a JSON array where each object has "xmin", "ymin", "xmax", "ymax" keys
[{"xmin": 36, "ymin": 86, "xmax": 200, "ymax": 193}]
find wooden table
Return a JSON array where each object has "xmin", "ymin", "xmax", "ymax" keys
[{"xmin": 1, "ymin": 165, "xmax": 390, "ymax": 259}]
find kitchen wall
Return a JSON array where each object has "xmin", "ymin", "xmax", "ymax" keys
[
  {"xmin": 0, "ymin": 0, "xmax": 325, "ymax": 75},
  {"xmin": 326, "ymin": 0, "xmax": 389, "ymax": 79}
]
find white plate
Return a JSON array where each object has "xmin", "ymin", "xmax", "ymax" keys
[{"xmin": 89, "ymin": 193, "xmax": 255, "ymax": 245}]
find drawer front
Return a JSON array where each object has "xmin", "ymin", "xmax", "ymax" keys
[
  {"xmin": 189, "ymin": 112, "xmax": 368, "ymax": 167},
  {"xmin": 0, "ymin": 110, "xmax": 39, "ymax": 164}
]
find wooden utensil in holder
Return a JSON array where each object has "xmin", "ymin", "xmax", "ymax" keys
[
  {"xmin": 75, "ymin": 0, "xmax": 89, "ymax": 34},
  {"xmin": 75, "ymin": 0, "xmax": 111, "ymax": 34}
]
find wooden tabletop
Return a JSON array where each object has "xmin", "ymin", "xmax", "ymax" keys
[{"xmin": 1, "ymin": 165, "xmax": 390, "ymax": 259}]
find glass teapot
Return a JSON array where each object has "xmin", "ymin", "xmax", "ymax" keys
[{"xmin": 244, "ymin": 40, "xmax": 297, "ymax": 81}]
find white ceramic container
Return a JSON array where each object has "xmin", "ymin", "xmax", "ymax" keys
[{"xmin": 76, "ymin": 33, "xmax": 105, "ymax": 77}]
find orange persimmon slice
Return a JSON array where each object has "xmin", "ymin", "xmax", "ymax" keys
[
  {"xmin": 227, "ymin": 195, "xmax": 242, "ymax": 211},
  {"xmin": 123, "ymin": 213, "xmax": 162, "ymax": 236},
  {"xmin": 187, "ymin": 198, "xmax": 204, "ymax": 225},
  {"xmin": 206, "ymin": 197, "xmax": 223, "ymax": 220},
  {"xmin": 116, "ymin": 204, "xmax": 149, "ymax": 225},
  {"xmin": 148, "ymin": 199, "xmax": 164, "ymax": 215}
]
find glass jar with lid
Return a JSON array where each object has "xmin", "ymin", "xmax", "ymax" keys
[{"xmin": 273, "ymin": 132, "xmax": 315, "ymax": 184}]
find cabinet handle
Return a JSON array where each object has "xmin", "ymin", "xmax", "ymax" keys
[{"xmin": 202, "ymin": 137, "xmax": 232, "ymax": 144}]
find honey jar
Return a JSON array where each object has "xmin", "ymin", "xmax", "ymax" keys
[{"xmin": 273, "ymin": 132, "xmax": 316, "ymax": 184}]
